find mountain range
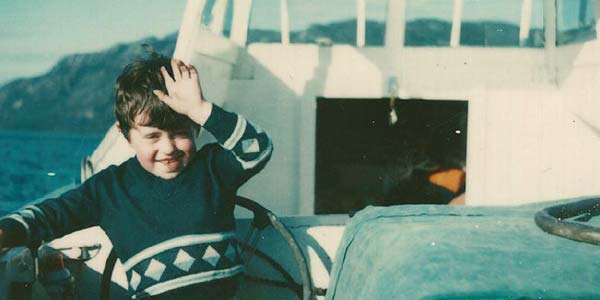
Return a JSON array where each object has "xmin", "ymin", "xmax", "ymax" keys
[{"xmin": 0, "ymin": 34, "xmax": 177, "ymax": 134}]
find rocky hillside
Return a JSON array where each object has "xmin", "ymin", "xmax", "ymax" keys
[{"xmin": 0, "ymin": 34, "xmax": 177, "ymax": 134}]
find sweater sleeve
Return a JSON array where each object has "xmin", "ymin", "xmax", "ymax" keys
[
  {"xmin": 201, "ymin": 104, "xmax": 273, "ymax": 189},
  {"xmin": 0, "ymin": 176, "xmax": 102, "ymax": 248}
]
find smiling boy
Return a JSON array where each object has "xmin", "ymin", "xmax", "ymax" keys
[{"xmin": 0, "ymin": 55, "xmax": 273, "ymax": 300}]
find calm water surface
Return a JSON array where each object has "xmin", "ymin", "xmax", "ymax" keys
[{"xmin": 0, "ymin": 130, "xmax": 101, "ymax": 214}]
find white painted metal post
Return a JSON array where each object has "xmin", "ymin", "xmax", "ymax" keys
[
  {"xmin": 357, "ymin": 0, "xmax": 366, "ymax": 47},
  {"xmin": 230, "ymin": 0, "xmax": 252, "ymax": 46},
  {"xmin": 450, "ymin": 0, "xmax": 463, "ymax": 47},
  {"xmin": 385, "ymin": 0, "xmax": 406, "ymax": 47},
  {"xmin": 209, "ymin": 0, "xmax": 228, "ymax": 34},
  {"xmin": 174, "ymin": 0, "xmax": 207, "ymax": 60},
  {"xmin": 544, "ymin": 0, "xmax": 556, "ymax": 49},
  {"xmin": 544, "ymin": 0, "xmax": 557, "ymax": 85},
  {"xmin": 281, "ymin": 0, "xmax": 290, "ymax": 44},
  {"xmin": 519, "ymin": 0, "xmax": 533, "ymax": 46}
]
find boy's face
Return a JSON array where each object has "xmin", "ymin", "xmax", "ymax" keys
[{"xmin": 126, "ymin": 115, "xmax": 195, "ymax": 179}]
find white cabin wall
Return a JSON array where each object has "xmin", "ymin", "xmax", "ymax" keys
[
  {"xmin": 229, "ymin": 40, "xmax": 600, "ymax": 209},
  {"xmin": 472, "ymin": 88, "xmax": 565, "ymax": 205},
  {"xmin": 551, "ymin": 37, "xmax": 600, "ymax": 201},
  {"xmin": 382, "ymin": 48, "xmax": 564, "ymax": 205},
  {"xmin": 383, "ymin": 45, "xmax": 600, "ymax": 205},
  {"xmin": 223, "ymin": 45, "xmax": 323, "ymax": 215},
  {"xmin": 221, "ymin": 42, "xmax": 594, "ymax": 211},
  {"xmin": 216, "ymin": 45, "xmax": 390, "ymax": 215}
]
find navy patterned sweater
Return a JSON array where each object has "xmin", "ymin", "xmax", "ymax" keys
[{"xmin": 0, "ymin": 105, "xmax": 273, "ymax": 299}]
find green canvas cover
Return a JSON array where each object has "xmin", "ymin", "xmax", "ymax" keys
[{"xmin": 326, "ymin": 198, "xmax": 600, "ymax": 300}]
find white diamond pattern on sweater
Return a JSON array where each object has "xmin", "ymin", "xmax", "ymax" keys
[
  {"xmin": 144, "ymin": 259, "xmax": 166, "ymax": 281},
  {"xmin": 173, "ymin": 249, "xmax": 196, "ymax": 272},
  {"xmin": 130, "ymin": 270, "xmax": 141, "ymax": 290},
  {"xmin": 242, "ymin": 138, "xmax": 260, "ymax": 153},
  {"xmin": 202, "ymin": 245, "xmax": 221, "ymax": 267}
]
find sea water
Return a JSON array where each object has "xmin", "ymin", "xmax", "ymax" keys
[{"xmin": 0, "ymin": 130, "xmax": 101, "ymax": 214}]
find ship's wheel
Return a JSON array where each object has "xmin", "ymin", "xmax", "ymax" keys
[{"xmin": 534, "ymin": 197, "xmax": 600, "ymax": 246}]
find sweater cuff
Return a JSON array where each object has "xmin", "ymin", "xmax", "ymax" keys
[
  {"xmin": 202, "ymin": 104, "xmax": 242, "ymax": 147},
  {"xmin": 0, "ymin": 218, "xmax": 29, "ymax": 247}
]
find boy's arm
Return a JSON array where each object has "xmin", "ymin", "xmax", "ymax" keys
[
  {"xmin": 0, "ymin": 181, "xmax": 101, "ymax": 249},
  {"xmin": 154, "ymin": 60, "xmax": 273, "ymax": 188},
  {"xmin": 202, "ymin": 104, "xmax": 273, "ymax": 187}
]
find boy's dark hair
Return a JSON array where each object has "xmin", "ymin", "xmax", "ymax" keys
[{"xmin": 115, "ymin": 54, "xmax": 192, "ymax": 139}]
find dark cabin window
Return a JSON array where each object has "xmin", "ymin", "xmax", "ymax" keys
[{"xmin": 315, "ymin": 98, "xmax": 468, "ymax": 214}]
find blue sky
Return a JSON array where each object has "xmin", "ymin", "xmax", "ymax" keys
[{"xmin": 0, "ymin": 0, "xmax": 187, "ymax": 85}]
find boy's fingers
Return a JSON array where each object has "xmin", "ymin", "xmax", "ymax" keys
[
  {"xmin": 188, "ymin": 65, "xmax": 198, "ymax": 78},
  {"xmin": 160, "ymin": 67, "xmax": 174, "ymax": 87},
  {"xmin": 179, "ymin": 64, "xmax": 190, "ymax": 79},
  {"xmin": 171, "ymin": 59, "xmax": 182, "ymax": 81}
]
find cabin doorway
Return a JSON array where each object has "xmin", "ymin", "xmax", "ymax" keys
[{"xmin": 315, "ymin": 98, "xmax": 468, "ymax": 214}]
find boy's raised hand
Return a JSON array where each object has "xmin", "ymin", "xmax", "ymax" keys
[{"xmin": 153, "ymin": 59, "xmax": 213, "ymax": 125}]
